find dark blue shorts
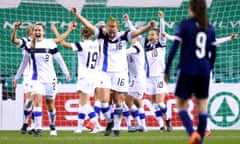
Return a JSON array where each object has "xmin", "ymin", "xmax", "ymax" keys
[{"xmin": 175, "ymin": 73, "xmax": 210, "ymax": 99}]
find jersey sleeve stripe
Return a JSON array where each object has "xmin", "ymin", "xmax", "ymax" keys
[
  {"xmin": 20, "ymin": 38, "xmax": 26, "ymax": 48},
  {"xmin": 132, "ymin": 45, "xmax": 140, "ymax": 54},
  {"xmin": 49, "ymin": 48, "xmax": 58, "ymax": 54},
  {"xmin": 102, "ymin": 40, "xmax": 108, "ymax": 72},
  {"xmin": 75, "ymin": 42, "xmax": 83, "ymax": 51}
]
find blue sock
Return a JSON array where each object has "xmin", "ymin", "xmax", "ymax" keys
[
  {"xmin": 123, "ymin": 110, "xmax": 130, "ymax": 117},
  {"xmin": 132, "ymin": 110, "xmax": 139, "ymax": 118},
  {"xmin": 197, "ymin": 112, "xmax": 208, "ymax": 142},
  {"xmin": 155, "ymin": 110, "xmax": 162, "ymax": 117},
  {"xmin": 94, "ymin": 106, "xmax": 101, "ymax": 115},
  {"xmin": 160, "ymin": 107, "xmax": 167, "ymax": 114},
  {"xmin": 139, "ymin": 113, "xmax": 145, "ymax": 120},
  {"xmin": 78, "ymin": 113, "xmax": 86, "ymax": 120},
  {"xmin": 178, "ymin": 109, "xmax": 194, "ymax": 136}
]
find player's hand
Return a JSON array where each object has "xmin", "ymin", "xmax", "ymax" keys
[
  {"xmin": 51, "ymin": 23, "xmax": 57, "ymax": 32},
  {"xmin": 231, "ymin": 34, "xmax": 238, "ymax": 40},
  {"xmin": 164, "ymin": 73, "xmax": 169, "ymax": 83},
  {"xmin": 65, "ymin": 74, "xmax": 71, "ymax": 82},
  {"xmin": 12, "ymin": 79, "xmax": 18, "ymax": 88},
  {"xmin": 72, "ymin": 22, "xmax": 77, "ymax": 29},
  {"xmin": 161, "ymin": 31, "xmax": 167, "ymax": 37},
  {"xmin": 123, "ymin": 13, "xmax": 129, "ymax": 21},
  {"xmin": 149, "ymin": 20, "xmax": 157, "ymax": 27},
  {"xmin": 158, "ymin": 10, "xmax": 164, "ymax": 18},
  {"xmin": 71, "ymin": 7, "xmax": 77, "ymax": 15},
  {"xmin": 14, "ymin": 22, "xmax": 22, "ymax": 30}
]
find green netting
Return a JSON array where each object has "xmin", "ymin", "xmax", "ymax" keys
[{"xmin": 0, "ymin": 0, "xmax": 239, "ymax": 85}]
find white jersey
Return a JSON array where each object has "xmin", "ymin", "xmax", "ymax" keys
[
  {"xmin": 17, "ymin": 37, "xmax": 33, "ymax": 81},
  {"xmin": 145, "ymin": 41, "xmax": 166, "ymax": 77},
  {"xmin": 94, "ymin": 28, "xmax": 130, "ymax": 72},
  {"xmin": 95, "ymin": 38, "xmax": 104, "ymax": 71},
  {"xmin": 71, "ymin": 40, "xmax": 100, "ymax": 78},
  {"xmin": 144, "ymin": 18, "xmax": 166, "ymax": 77},
  {"xmin": 127, "ymin": 41, "xmax": 146, "ymax": 81},
  {"xmin": 16, "ymin": 38, "xmax": 69, "ymax": 83}
]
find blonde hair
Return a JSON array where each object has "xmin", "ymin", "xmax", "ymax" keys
[
  {"xmin": 107, "ymin": 17, "xmax": 119, "ymax": 28},
  {"xmin": 81, "ymin": 27, "xmax": 93, "ymax": 40},
  {"xmin": 30, "ymin": 38, "xmax": 35, "ymax": 49},
  {"xmin": 26, "ymin": 25, "xmax": 34, "ymax": 37},
  {"xmin": 30, "ymin": 23, "xmax": 45, "ymax": 49}
]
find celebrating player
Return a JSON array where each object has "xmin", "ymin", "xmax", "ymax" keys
[
  {"xmin": 122, "ymin": 13, "xmax": 147, "ymax": 132},
  {"xmin": 126, "ymin": 11, "xmax": 171, "ymax": 132},
  {"xmin": 71, "ymin": 7, "xmax": 156, "ymax": 136},
  {"xmin": 164, "ymin": 0, "xmax": 216, "ymax": 143},
  {"xmin": 13, "ymin": 22, "xmax": 73, "ymax": 136},
  {"xmin": 51, "ymin": 23, "xmax": 104, "ymax": 134},
  {"xmin": 11, "ymin": 22, "xmax": 35, "ymax": 135}
]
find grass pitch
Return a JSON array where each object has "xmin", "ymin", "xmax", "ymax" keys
[{"xmin": 0, "ymin": 130, "xmax": 239, "ymax": 144}]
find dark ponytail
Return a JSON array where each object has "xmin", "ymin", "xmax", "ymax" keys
[{"xmin": 190, "ymin": 0, "xmax": 208, "ymax": 30}]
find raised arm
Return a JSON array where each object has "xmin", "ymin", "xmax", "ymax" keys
[
  {"xmin": 51, "ymin": 23, "xmax": 72, "ymax": 49},
  {"xmin": 71, "ymin": 7, "xmax": 96, "ymax": 33},
  {"xmin": 123, "ymin": 13, "xmax": 145, "ymax": 44},
  {"xmin": 11, "ymin": 22, "xmax": 22, "ymax": 45},
  {"xmin": 158, "ymin": 11, "xmax": 166, "ymax": 44},
  {"xmin": 53, "ymin": 22, "xmax": 77, "ymax": 43},
  {"xmin": 123, "ymin": 13, "xmax": 136, "ymax": 31},
  {"xmin": 131, "ymin": 20, "xmax": 157, "ymax": 39}
]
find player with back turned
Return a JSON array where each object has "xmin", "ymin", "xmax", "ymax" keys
[
  {"xmin": 164, "ymin": 0, "xmax": 216, "ymax": 144},
  {"xmin": 51, "ymin": 23, "xmax": 104, "ymax": 134}
]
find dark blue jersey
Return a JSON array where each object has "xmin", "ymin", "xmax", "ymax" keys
[{"xmin": 165, "ymin": 18, "xmax": 216, "ymax": 77}]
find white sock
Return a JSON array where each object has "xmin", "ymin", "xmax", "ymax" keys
[
  {"xmin": 77, "ymin": 104, "xmax": 86, "ymax": 129},
  {"xmin": 122, "ymin": 102, "xmax": 131, "ymax": 127},
  {"xmin": 139, "ymin": 107, "xmax": 146, "ymax": 128},
  {"xmin": 113, "ymin": 104, "xmax": 123, "ymax": 131},
  {"xmin": 33, "ymin": 106, "xmax": 42, "ymax": 130},
  {"xmin": 23, "ymin": 98, "xmax": 33, "ymax": 124},
  {"xmin": 48, "ymin": 109, "xmax": 56, "ymax": 125},
  {"xmin": 85, "ymin": 103, "xmax": 101, "ymax": 128},
  {"xmin": 101, "ymin": 102, "xmax": 112, "ymax": 123}
]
